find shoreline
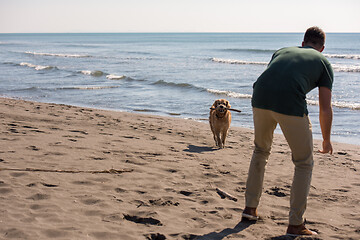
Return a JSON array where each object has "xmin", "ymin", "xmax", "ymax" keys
[
  {"xmin": 0, "ymin": 97, "xmax": 359, "ymax": 239},
  {"xmin": 2, "ymin": 96, "xmax": 358, "ymax": 146}
]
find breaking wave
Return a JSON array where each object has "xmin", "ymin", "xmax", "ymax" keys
[
  {"xmin": 221, "ymin": 48, "xmax": 276, "ymax": 53},
  {"xmin": 324, "ymin": 53, "xmax": 360, "ymax": 60},
  {"xmin": 207, "ymin": 90, "xmax": 360, "ymax": 110},
  {"xmin": 212, "ymin": 58, "xmax": 360, "ymax": 73},
  {"xmin": 106, "ymin": 74, "xmax": 126, "ymax": 80},
  {"xmin": 25, "ymin": 51, "xmax": 92, "ymax": 58},
  {"xmin": 13, "ymin": 85, "xmax": 120, "ymax": 92},
  {"xmin": 332, "ymin": 64, "xmax": 360, "ymax": 73},
  {"xmin": 211, "ymin": 57, "xmax": 268, "ymax": 65},
  {"xmin": 80, "ymin": 70, "xmax": 106, "ymax": 77},
  {"xmin": 307, "ymin": 99, "xmax": 360, "ymax": 110},
  {"xmin": 19, "ymin": 62, "xmax": 56, "ymax": 71},
  {"xmin": 152, "ymin": 80, "xmax": 204, "ymax": 91},
  {"xmin": 56, "ymin": 86, "xmax": 120, "ymax": 90},
  {"xmin": 207, "ymin": 89, "xmax": 252, "ymax": 99}
]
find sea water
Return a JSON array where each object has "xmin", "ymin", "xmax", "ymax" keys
[{"xmin": 0, "ymin": 33, "xmax": 359, "ymax": 145}]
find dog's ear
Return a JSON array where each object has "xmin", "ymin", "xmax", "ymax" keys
[
  {"xmin": 226, "ymin": 101, "xmax": 231, "ymax": 109},
  {"xmin": 213, "ymin": 100, "xmax": 219, "ymax": 107}
]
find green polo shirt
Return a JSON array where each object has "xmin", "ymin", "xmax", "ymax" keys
[{"xmin": 252, "ymin": 46, "xmax": 334, "ymax": 117}]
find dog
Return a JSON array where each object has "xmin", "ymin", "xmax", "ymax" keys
[{"xmin": 209, "ymin": 99, "xmax": 231, "ymax": 148}]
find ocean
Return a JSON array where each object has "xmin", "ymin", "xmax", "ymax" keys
[{"xmin": 0, "ymin": 33, "xmax": 359, "ymax": 145}]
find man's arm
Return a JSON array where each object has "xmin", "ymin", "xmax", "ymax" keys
[{"xmin": 318, "ymin": 86, "xmax": 333, "ymax": 154}]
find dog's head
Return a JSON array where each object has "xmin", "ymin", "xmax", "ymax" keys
[{"xmin": 212, "ymin": 99, "xmax": 231, "ymax": 113}]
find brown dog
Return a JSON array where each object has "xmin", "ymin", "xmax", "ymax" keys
[{"xmin": 209, "ymin": 99, "xmax": 231, "ymax": 148}]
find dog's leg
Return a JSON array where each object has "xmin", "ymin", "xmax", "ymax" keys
[
  {"xmin": 221, "ymin": 130, "xmax": 228, "ymax": 148},
  {"xmin": 210, "ymin": 124, "xmax": 218, "ymax": 147},
  {"xmin": 212, "ymin": 132, "xmax": 218, "ymax": 147},
  {"xmin": 216, "ymin": 133, "xmax": 222, "ymax": 148},
  {"xmin": 214, "ymin": 135, "xmax": 219, "ymax": 147}
]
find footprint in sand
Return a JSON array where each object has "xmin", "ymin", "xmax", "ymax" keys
[
  {"xmin": 42, "ymin": 229, "xmax": 68, "ymax": 238},
  {"xmin": 2, "ymin": 228, "xmax": 29, "ymax": 239},
  {"xmin": 114, "ymin": 187, "xmax": 126, "ymax": 193},
  {"xmin": 179, "ymin": 190, "xmax": 193, "ymax": 196},
  {"xmin": 10, "ymin": 172, "xmax": 27, "ymax": 177},
  {"xmin": 27, "ymin": 193, "xmax": 51, "ymax": 200},
  {"xmin": 27, "ymin": 145, "xmax": 40, "ymax": 151},
  {"xmin": 90, "ymin": 232, "xmax": 120, "ymax": 239},
  {"xmin": 144, "ymin": 233, "xmax": 167, "ymax": 240},
  {"xmin": 0, "ymin": 188, "xmax": 13, "ymax": 194},
  {"xmin": 41, "ymin": 182, "xmax": 58, "ymax": 188},
  {"xmin": 0, "ymin": 180, "xmax": 8, "ymax": 186},
  {"xmin": 265, "ymin": 187, "xmax": 287, "ymax": 197},
  {"xmin": 69, "ymin": 130, "xmax": 88, "ymax": 135},
  {"xmin": 80, "ymin": 198, "xmax": 101, "ymax": 205},
  {"xmin": 91, "ymin": 156, "xmax": 106, "ymax": 161},
  {"xmin": 30, "ymin": 204, "xmax": 44, "ymax": 210},
  {"xmin": 84, "ymin": 210, "xmax": 103, "ymax": 217},
  {"xmin": 72, "ymin": 180, "xmax": 94, "ymax": 186},
  {"xmin": 149, "ymin": 198, "xmax": 180, "ymax": 206},
  {"xmin": 123, "ymin": 214, "xmax": 162, "ymax": 226},
  {"xmin": 102, "ymin": 213, "xmax": 123, "ymax": 223}
]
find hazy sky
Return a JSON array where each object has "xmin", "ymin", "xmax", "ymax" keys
[{"xmin": 1, "ymin": 0, "xmax": 359, "ymax": 33}]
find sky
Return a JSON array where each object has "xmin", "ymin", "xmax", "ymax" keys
[{"xmin": 0, "ymin": 0, "xmax": 359, "ymax": 33}]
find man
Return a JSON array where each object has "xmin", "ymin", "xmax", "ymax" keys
[{"xmin": 242, "ymin": 26, "xmax": 334, "ymax": 236}]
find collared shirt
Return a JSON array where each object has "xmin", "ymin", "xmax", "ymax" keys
[{"xmin": 252, "ymin": 46, "xmax": 334, "ymax": 116}]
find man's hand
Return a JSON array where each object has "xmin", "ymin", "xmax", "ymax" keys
[{"xmin": 319, "ymin": 140, "xmax": 333, "ymax": 154}]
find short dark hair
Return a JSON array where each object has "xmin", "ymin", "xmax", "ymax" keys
[{"xmin": 303, "ymin": 26, "xmax": 325, "ymax": 47}]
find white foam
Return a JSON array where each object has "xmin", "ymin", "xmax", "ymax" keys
[
  {"xmin": 20, "ymin": 62, "xmax": 55, "ymax": 71},
  {"xmin": 324, "ymin": 53, "xmax": 360, "ymax": 60},
  {"xmin": 212, "ymin": 57, "xmax": 360, "ymax": 72},
  {"xmin": 80, "ymin": 70, "xmax": 105, "ymax": 77},
  {"xmin": 331, "ymin": 64, "xmax": 360, "ymax": 72},
  {"xmin": 207, "ymin": 89, "xmax": 252, "ymax": 99},
  {"xmin": 332, "ymin": 64, "xmax": 360, "ymax": 73},
  {"xmin": 81, "ymin": 70, "xmax": 92, "ymax": 75},
  {"xmin": 333, "ymin": 101, "xmax": 360, "ymax": 110},
  {"xmin": 307, "ymin": 99, "xmax": 360, "ymax": 110},
  {"xmin": 106, "ymin": 74, "xmax": 126, "ymax": 80},
  {"xmin": 72, "ymin": 86, "xmax": 119, "ymax": 90},
  {"xmin": 207, "ymin": 90, "xmax": 360, "ymax": 111},
  {"xmin": 25, "ymin": 51, "xmax": 91, "ymax": 58},
  {"xmin": 211, "ymin": 57, "xmax": 268, "ymax": 65}
]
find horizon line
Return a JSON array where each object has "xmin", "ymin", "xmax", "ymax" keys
[{"xmin": 1, "ymin": 31, "xmax": 359, "ymax": 34}]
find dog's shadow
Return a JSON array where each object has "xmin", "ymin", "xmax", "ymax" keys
[
  {"xmin": 184, "ymin": 144, "xmax": 218, "ymax": 153},
  {"xmin": 195, "ymin": 220, "xmax": 255, "ymax": 240}
]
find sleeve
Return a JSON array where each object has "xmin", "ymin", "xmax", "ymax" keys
[{"xmin": 319, "ymin": 59, "xmax": 334, "ymax": 90}]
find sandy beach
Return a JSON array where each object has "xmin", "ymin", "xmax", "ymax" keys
[{"xmin": 0, "ymin": 97, "xmax": 359, "ymax": 240}]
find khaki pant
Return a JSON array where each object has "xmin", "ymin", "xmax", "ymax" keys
[{"xmin": 245, "ymin": 108, "xmax": 314, "ymax": 225}]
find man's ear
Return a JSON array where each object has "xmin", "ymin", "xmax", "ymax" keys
[
  {"xmin": 319, "ymin": 46, "xmax": 325, "ymax": 52},
  {"xmin": 302, "ymin": 41, "xmax": 305, "ymax": 47}
]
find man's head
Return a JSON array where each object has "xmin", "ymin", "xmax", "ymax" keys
[{"xmin": 302, "ymin": 26, "xmax": 325, "ymax": 52}]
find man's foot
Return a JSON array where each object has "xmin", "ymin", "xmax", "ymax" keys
[
  {"xmin": 241, "ymin": 207, "xmax": 259, "ymax": 221},
  {"xmin": 286, "ymin": 223, "xmax": 318, "ymax": 236}
]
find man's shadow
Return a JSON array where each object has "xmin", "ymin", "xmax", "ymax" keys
[
  {"xmin": 196, "ymin": 220, "xmax": 255, "ymax": 240},
  {"xmin": 196, "ymin": 221, "xmax": 298, "ymax": 240}
]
